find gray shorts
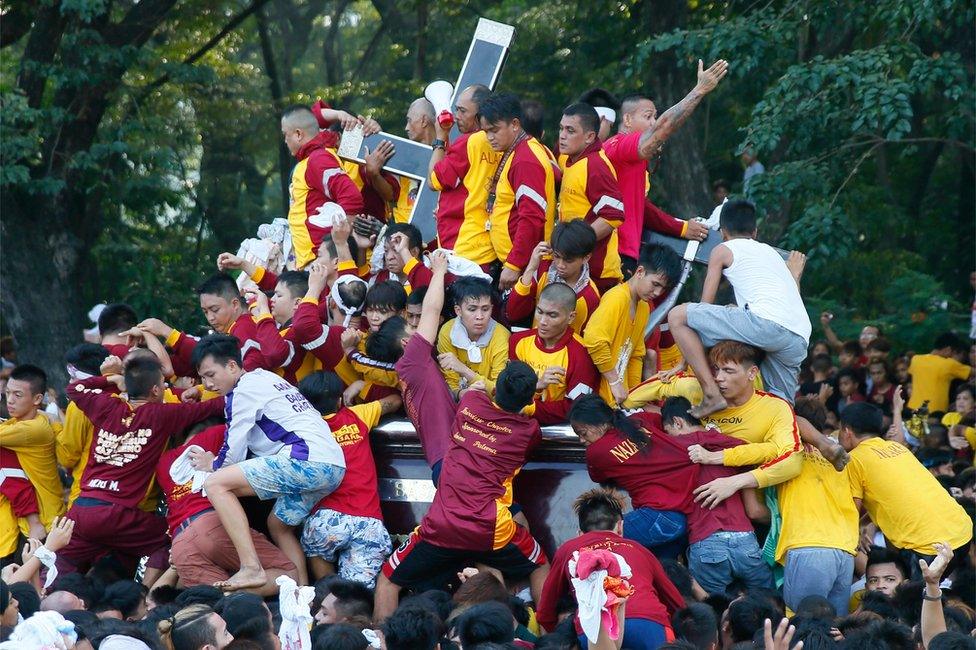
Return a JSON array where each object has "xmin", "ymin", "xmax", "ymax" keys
[
  {"xmin": 238, "ymin": 455, "xmax": 345, "ymax": 526},
  {"xmin": 686, "ymin": 303, "xmax": 807, "ymax": 403}
]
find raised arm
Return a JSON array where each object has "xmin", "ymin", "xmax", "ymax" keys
[
  {"xmin": 638, "ymin": 59, "xmax": 729, "ymax": 161},
  {"xmin": 417, "ymin": 251, "xmax": 449, "ymax": 344},
  {"xmin": 700, "ymin": 243, "xmax": 732, "ymax": 304}
]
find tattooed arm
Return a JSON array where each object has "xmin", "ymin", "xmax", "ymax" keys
[{"xmin": 638, "ymin": 59, "xmax": 729, "ymax": 161}]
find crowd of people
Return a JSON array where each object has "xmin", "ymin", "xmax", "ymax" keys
[{"xmin": 1, "ymin": 54, "xmax": 974, "ymax": 650}]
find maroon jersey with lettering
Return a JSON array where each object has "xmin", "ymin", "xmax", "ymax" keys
[{"xmin": 69, "ymin": 377, "xmax": 225, "ymax": 508}]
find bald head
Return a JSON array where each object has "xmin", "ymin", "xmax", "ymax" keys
[
  {"xmin": 539, "ymin": 282, "xmax": 577, "ymax": 313},
  {"xmin": 455, "ymin": 84, "xmax": 492, "ymax": 133},
  {"xmin": 409, "ymin": 98, "xmax": 435, "ymax": 122},
  {"xmin": 42, "ymin": 590, "xmax": 86, "ymax": 614},
  {"xmin": 281, "ymin": 105, "xmax": 320, "ymax": 155},
  {"xmin": 619, "ymin": 95, "xmax": 657, "ymax": 134},
  {"xmin": 406, "ymin": 98, "xmax": 436, "ymax": 143}
]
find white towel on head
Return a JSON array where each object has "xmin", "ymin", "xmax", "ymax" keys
[
  {"xmin": 277, "ymin": 575, "xmax": 314, "ymax": 650},
  {"xmin": 168, "ymin": 445, "xmax": 210, "ymax": 495},
  {"xmin": 425, "ymin": 249, "xmax": 493, "ymax": 281},
  {"xmin": 449, "ymin": 318, "xmax": 495, "ymax": 365},
  {"xmin": 703, "ymin": 197, "xmax": 726, "ymax": 230}
]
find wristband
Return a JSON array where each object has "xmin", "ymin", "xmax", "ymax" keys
[
  {"xmin": 922, "ymin": 589, "xmax": 942, "ymax": 601},
  {"xmin": 35, "ymin": 546, "xmax": 58, "ymax": 589},
  {"xmin": 609, "ymin": 378, "xmax": 623, "ymax": 386}
]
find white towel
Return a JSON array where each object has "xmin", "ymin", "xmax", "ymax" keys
[
  {"xmin": 568, "ymin": 551, "xmax": 633, "ymax": 645},
  {"xmin": 277, "ymin": 575, "xmax": 314, "ymax": 650},
  {"xmin": 168, "ymin": 445, "xmax": 210, "ymax": 496},
  {"xmin": 34, "ymin": 546, "xmax": 58, "ymax": 590},
  {"xmin": 703, "ymin": 197, "xmax": 727, "ymax": 230},
  {"xmin": 449, "ymin": 317, "xmax": 496, "ymax": 364}
]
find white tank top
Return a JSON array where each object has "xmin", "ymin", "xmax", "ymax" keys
[{"xmin": 721, "ymin": 238, "xmax": 811, "ymax": 341}]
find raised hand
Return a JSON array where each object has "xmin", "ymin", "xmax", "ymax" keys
[
  {"xmin": 763, "ymin": 617, "xmax": 803, "ymax": 650},
  {"xmin": 332, "ymin": 215, "xmax": 352, "ymax": 245},
  {"xmin": 44, "ymin": 516, "xmax": 75, "ymax": 552},
  {"xmin": 695, "ymin": 59, "xmax": 729, "ymax": 94},
  {"xmin": 244, "ymin": 289, "xmax": 270, "ymax": 317},
  {"xmin": 919, "ymin": 541, "xmax": 954, "ymax": 587},
  {"xmin": 138, "ymin": 318, "xmax": 174, "ymax": 338},
  {"xmin": 217, "ymin": 252, "xmax": 245, "ymax": 271},
  {"xmin": 307, "ymin": 262, "xmax": 329, "ymax": 296},
  {"xmin": 100, "ymin": 355, "xmax": 123, "ymax": 377},
  {"xmin": 430, "ymin": 250, "xmax": 449, "ymax": 275}
]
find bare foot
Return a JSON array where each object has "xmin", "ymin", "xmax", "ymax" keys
[
  {"xmin": 690, "ymin": 393, "xmax": 728, "ymax": 419},
  {"xmin": 820, "ymin": 442, "xmax": 850, "ymax": 471},
  {"xmin": 215, "ymin": 567, "xmax": 267, "ymax": 592}
]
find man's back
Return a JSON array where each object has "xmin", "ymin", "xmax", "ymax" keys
[
  {"xmin": 720, "ymin": 238, "xmax": 810, "ymax": 340},
  {"xmin": 419, "ymin": 390, "xmax": 542, "ymax": 551},
  {"xmin": 907, "ymin": 353, "xmax": 971, "ymax": 411},
  {"xmin": 847, "ymin": 436, "xmax": 972, "ymax": 554}
]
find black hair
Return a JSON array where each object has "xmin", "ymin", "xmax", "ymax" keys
[
  {"xmin": 196, "ymin": 272, "xmax": 241, "ymax": 302},
  {"xmin": 327, "ymin": 578, "xmax": 374, "ymax": 621},
  {"xmin": 414, "ymin": 590, "xmax": 455, "ymax": 623},
  {"xmin": 574, "ymin": 488, "xmax": 625, "ymax": 532},
  {"xmin": 521, "ymin": 98, "xmax": 546, "ymax": 140},
  {"xmin": 494, "ymin": 361, "xmax": 537, "ymax": 414},
  {"xmin": 319, "ymin": 231, "xmax": 360, "ymax": 262},
  {"xmin": 384, "ymin": 222, "xmax": 424, "ymax": 253},
  {"xmin": 865, "ymin": 546, "xmax": 910, "ymax": 581},
  {"xmin": 671, "ymin": 602, "xmax": 717, "ymax": 650},
  {"xmin": 550, "ymin": 219, "xmax": 597, "ymax": 259},
  {"xmin": 479, "ymin": 92, "xmax": 523, "ymax": 125},
  {"xmin": 661, "ymin": 396, "xmax": 701, "ymax": 429},
  {"xmin": 158, "ymin": 604, "xmax": 219, "ymax": 650},
  {"xmin": 9, "ymin": 581, "xmax": 40, "ymax": 619},
  {"xmin": 561, "ymin": 102, "xmax": 600, "ymax": 135},
  {"xmin": 312, "ymin": 623, "xmax": 369, "ymax": 650},
  {"xmin": 840, "ymin": 402, "xmax": 884, "ymax": 437},
  {"xmin": 276, "ymin": 270, "xmax": 309, "ymax": 298},
  {"xmin": 719, "ymin": 199, "xmax": 757, "ymax": 235},
  {"xmin": 577, "ymin": 87, "xmax": 621, "ymax": 111},
  {"xmin": 841, "ymin": 619, "xmax": 914, "ymax": 650},
  {"xmin": 453, "ymin": 601, "xmax": 515, "ymax": 645},
  {"xmin": 62, "ymin": 609, "xmax": 99, "ymax": 641},
  {"xmin": 98, "ymin": 303, "xmax": 138, "ymax": 336},
  {"xmin": 51, "ymin": 573, "xmax": 99, "ymax": 609},
  {"xmin": 954, "ymin": 383, "xmax": 975, "ymax": 401},
  {"xmin": 365, "ymin": 315, "xmax": 409, "ymax": 364},
  {"xmin": 790, "ymin": 615, "xmax": 836, "ymax": 650},
  {"xmin": 836, "ymin": 367, "xmax": 861, "ymax": 387},
  {"xmin": 934, "ymin": 332, "xmax": 966, "ymax": 353},
  {"xmin": 712, "ymin": 178, "xmax": 732, "ymax": 193},
  {"xmin": 191, "ymin": 333, "xmax": 242, "ymax": 370},
  {"xmin": 174, "ymin": 585, "xmax": 224, "ymax": 609},
  {"xmin": 809, "ymin": 353, "xmax": 833, "ymax": 374},
  {"xmin": 568, "ymin": 393, "xmax": 649, "ymax": 449},
  {"xmin": 661, "ymin": 560, "xmax": 696, "ymax": 603},
  {"xmin": 298, "ymin": 371, "xmax": 344, "ymax": 416},
  {"xmin": 840, "ymin": 340, "xmax": 861, "ymax": 357},
  {"xmin": 9, "ymin": 364, "xmax": 47, "ymax": 395},
  {"xmin": 89, "ymin": 618, "xmax": 160, "ymax": 649},
  {"xmin": 727, "ymin": 595, "xmax": 779, "ymax": 643},
  {"xmin": 123, "ymin": 355, "xmax": 163, "ymax": 400},
  {"xmin": 637, "ymin": 244, "xmax": 682, "ymax": 288},
  {"xmin": 929, "ymin": 631, "xmax": 976, "ymax": 650},
  {"xmin": 99, "ymin": 580, "xmax": 146, "ymax": 620},
  {"xmin": 467, "ymin": 84, "xmax": 492, "ymax": 110},
  {"xmin": 794, "ymin": 396, "xmax": 828, "ymax": 432},
  {"xmin": 335, "ymin": 277, "xmax": 367, "ymax": 313},
  {"xmin": 216, "ymin": 592, "xmax": 274, "ymax": 647},
  {"xmin": 619, "ymin": 94, "xmax": 652, "ymax": 114},
  {"xmin": 406, "ymin": 286, "xmax": 427, "ymax": 307},
  {"xmin": 450, "ymin": 276, "xmax": 494, "ymax": 308},
  {"xmin": 149, "ymin": 584, "xmax": 183, "ymax": 607},
  {"xmin": 382, "ymin": 603, "xmax": 444, "ymax": 650},
  {"xmin": 365, "ymin": 280, "xmax": 408, "ymax": 312},
  {"xmin": 794, "ymin": 595, "xmax": 836, "ymax": 621},
  {"xmin": 65, "ymin": 343, "xmax": 110, "ymax": 376}
]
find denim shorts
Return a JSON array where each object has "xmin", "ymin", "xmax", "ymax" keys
[
  {"xmin": 238, "ymin": 455, "xmax": 345, "ymax": 526},
  {"xmin": 301, "ymin": 508, "xmax": 392, "ymax": 587},
  {"xmin": 688, "ymin": 530, "xmax": 772, "ymax": 596}
]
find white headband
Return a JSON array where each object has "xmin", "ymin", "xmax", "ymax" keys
[{"xmin": 330, "ymin": 275, "xmax": 368, "ymax": 327}]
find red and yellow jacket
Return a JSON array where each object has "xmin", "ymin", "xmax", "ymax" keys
[
  {"xmin": 506, "ymin": 261, "xmax": 601, "ymax": 335},
  {"xmin": 510, "ymin": 328, "xmax": 600, "ymax": 425}
]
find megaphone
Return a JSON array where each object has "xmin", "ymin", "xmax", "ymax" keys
[{"xmin": 424, "ymin": 80, "xmax": 455, "ymax": 129}]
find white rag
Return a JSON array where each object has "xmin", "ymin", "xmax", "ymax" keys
[
  {"xmin": 168, "ymin": 445, "xmax": 210, "ymax": 496},
  {"xmin": 703, "ymin": 197, "xmax": 727, "ymax": 230},
  {"xmin": 568, "ymin": 550, "xmax": 633, "ymax": 645},
  {"xmin": 330, "ymin": 275, "xmax": 369, "ymax": 327},
  {"xmin": 2, "ymin": 611, "xmax": 75, "ymax": 649},
  {"xmin": 34, "ymin": 546, "xmax": 58, "ymax": 590},
  {"xmin": 449, "ymin": 317, "xmax": 496, "ymax": 364},
  {"xmin": 424, "ymin": 249, "xmax": 493, "ymax": 281},
  {"xmin": 277, "ymin": 575, "xmax": 314, "ymax": 650}
]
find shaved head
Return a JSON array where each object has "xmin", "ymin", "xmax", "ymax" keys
[
  {"xmin": 620, "ymin": 94, "xmax": 652, "ymax": 115},
  {"xmin": 281, "ymin": 106, "xmax": 320, "ymax": 135},
  {"xmin": 42, "ymin": 590, "xmax": 86, "ymax": 614},
  {"xmin": 408, "ymin": 98, "xmax": 435, "ymax": 122},
  {"xmin": 539, "ymin": 282, "xmax": 577, "ymax": 313}
]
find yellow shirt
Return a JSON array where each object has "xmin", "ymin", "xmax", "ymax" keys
[
  {"xmin": 847, "ymin": 437, "xmax": 973, "ymax": 554},
  {"xmin": 392, "ymin": 177, "xmax": 418, "ymax": 224},
  {"xmin": 0, "ymin": 414, "xmax": 65, "ymax": 530},
  {"xmin": 907, "ymin": 354, "xmax": 972, "ymax": 411},
  {"xmin": 775, "ymin": 446, "xmax": 859, "ymax": 563},
  {"xmin": 582, "ymin": 283, "xmax": 647, "ymax": 402},
  {"xmin": 701, "ymin": 391, "xmax": 803, "ymax": 488},
  {"xmin": 436, "ymin": 319, "xmax": 511, "ymax": 394}
]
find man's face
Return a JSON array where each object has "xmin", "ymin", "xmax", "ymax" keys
[
  {"xmin": 838, "ymin": 350, "xmax": 855, "ymax": 367},
  {"xmin": 365, "ymin": 305, "xmax": 397, "ymax": 332},
  {"xmin": 859, "ymin": 326, "xmax": 879, "ymax": 350},
  {"xmin": 272, "ymin": 284, "xmax": 300, "ymax": 323},
  {"xmin": 712, "ymin": 360, "xmax": 756, "ymax": 402},
  {"xmin": 455, "ymin": 296, "xmax": 493, "ymax": 339},
  {"xmin": 838, "ymin": 376, "xmax": 857, "ymax": 397},
  {"xmin": 558, "ymin": 114, "xmax": 594, "ymax": 157},
  {"xmin": 482, "ymin": 117, "xmax": 519, "ymax": 152},
  {"xmin": 315, "ymin": 594, "xmax": 339, "ymax": 625},
  {"xmin": 1, "ymin": 594, "xmax": 18, "ymax": 626},
  {"xmin": 209, "ymin": 613, "xmax": 235, "ymax": 649},
  {"xmin": 535, "ymin": 298, "xmax": 573, "ymax": 343},
  {"xmin": 865, "ymin": 562, "xmax": 905, "ymax": 596},
  {"xmin": 623, "ymin": 99, "xmax": 657, "ymax": 133},
  {"xmin": 405, "ymin": 303, "xmax": 423, "ymax": 329},
  {"xmin": 4, "ymin": 378, "xmax": 41, "ymax": 419},
  {"xmin": 281, "ymin": 119, "xmax": 307, "ymax": 156},
  {"xmin": 384, "ymin": 241, "xmax": 406, "ymax": 274},
  {"xmin": 955, "ymin": 389, "xmax": 975, "ymax": 416},
  {"xmin": 454, "ymin": 89, "xmax": 480, "ymax": 133},
  {"xmin": 405, "ymin": 108, "xmax": 426, "ymax": 142},
  {"xmin": 197, "ymin": 356, "xmax": 243, "ymax": 396},
  {"xmin": 713, "ymin": 186, "xmax": 730, "ymax": 204},
  {"xmin": 200, "ymin": 293, "xmax": 239, "ymax": 332},
  {"xmin": 868, "ymin": 364, "xmax": 887, "ymax": 386},
  {"xmin": 572, "ymin": 422, "xmax": 604, "ymax": 447},
  {"xmin": 552, "ymin": 251, "xmax": 587, "ymax": 283},
  {"xmin": 632, "ymin": 269, "xmax": 670, "ymax": 302},
  {"xmin": 838, "ymin": 426, "xmax": 857, "ymax": 452}
]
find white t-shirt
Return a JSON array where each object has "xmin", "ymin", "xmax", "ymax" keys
[{"xmin": 721, "ymin": 238, "xmax": 811, "ymax": 341}]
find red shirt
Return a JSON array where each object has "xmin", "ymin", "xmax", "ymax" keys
[
  {"xmin": 156, "ymin": 425, "xmax": 225, "ymax": 537},
  {"xmin": 168, "ymin": 313, "xmax": 268, "ymax": 376},
  {"xmin": 394, "ymin": 335, "xmax": 455, "ymax": 467},
  {"xmin": 314, "ymin": 403, "xmax": 384, "ymax": 520},
  {"xmin": 252, "ymin": 317, "xmax": 317, "ymax": 386},
  {"xmin": 537, "ymin": 530, "xmax": 685, "ymax": 633},
  {"xmin": 102, "ymin": 343, "xmax": 131, "ymax": 359},
  {"xmin": 69, "ymin": 377, "xmax": 225, "ymax": 508},
  {"xmin": 288, "ymin": 300, "xmax": 362, "ymax": 389},
  {"xmin": 0, "ymin": 449, "xmax": 38, "ymax": 516},
  {"xmin": 602, "ymin": 132, "xmax": 684, "ymax": 258},
  {"xmin": 419, "ymin": 391, "xmax": 542, "ymax": 551}
]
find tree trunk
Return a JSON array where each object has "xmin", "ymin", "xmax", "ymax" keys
[
  {"xmin": 641, "ymin": 0, "xmax": 712, "ymax": 220},
  {"xmin": 414, "ymin": 0, "xmax": 429, "ymax": 80},
  {"xmin": 257, "ymin": 7, "xmax": 292, "ymax": 217}
]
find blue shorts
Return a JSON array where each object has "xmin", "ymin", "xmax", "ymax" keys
[
  {"xmin": 238, "ymin": 455, "xmax": 345, "ymax": 526},
  {"xmin": 301, "ymin": 508, "xmax": 392, "ymax": 587}
]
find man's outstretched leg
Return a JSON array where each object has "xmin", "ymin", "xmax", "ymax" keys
[
  {"xmin": 668, "ymin": 304, "xmax": 727, "ymax": 417},
  {"xmin": 204, "ymin": 466, "xmax": 267, "ymax": 591}
]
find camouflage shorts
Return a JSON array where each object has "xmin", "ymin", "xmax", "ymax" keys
[{"xmin": 300, "ymin": 508, "xmax": 392, "ymax": 587}]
